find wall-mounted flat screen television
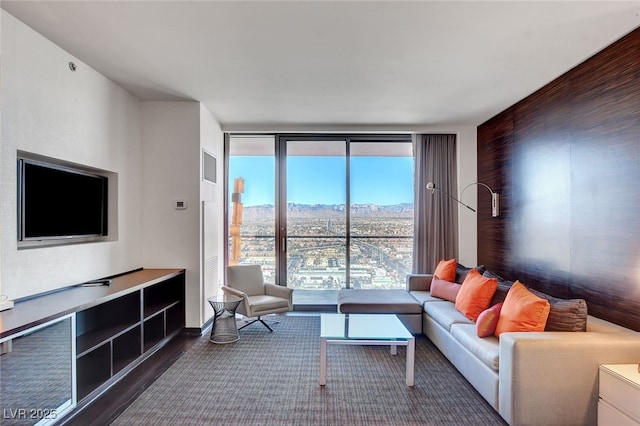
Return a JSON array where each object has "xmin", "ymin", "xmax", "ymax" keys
[{"xmin": 18, "ymin": 158, "xmax": 108, "ymax": 241}]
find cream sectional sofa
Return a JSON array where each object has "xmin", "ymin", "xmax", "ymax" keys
[{"xmin": 407, "ymin": 273, "xmax": 640, "ymax": 426}]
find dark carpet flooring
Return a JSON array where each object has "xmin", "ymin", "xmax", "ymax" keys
[{"xmin": 112, "ymin": 315, "xmax": 506, "ymax": 425}]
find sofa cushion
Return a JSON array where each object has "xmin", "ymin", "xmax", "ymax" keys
[
  {"xmin": 424, "ymin": 301, "xmax": 474, "ymax": 331},
  {"xmin": 430, "ymin": 277, "xmax": 461, "ymax": 302},
  {"xmin": 476, "ymin": 303, "xmax": 503, "ymax": 338},
  {"xmin": 495, "ymin": 281, "xmax": 550, "ymax": 336},
  {"xmin": 455, "ymin": 269, "xmax": 498, "ymax": 321},
  {"xmin": 434, "ymin": 258, "xmax": 457, "ymax": 282},
  {"xmin": 409, "ymin": 291, "xmax": 443, "ymax": 306},
  {"xmin": 527, "ymin": 289, "xmax": 588, "ymax": 332},
  {"xmin": 450, "ymin": 323, "xmax": 500, "ymax": 371},
  {"xmin": 337, "ymin": 289, "xmax": 423, "ymax": 314}
]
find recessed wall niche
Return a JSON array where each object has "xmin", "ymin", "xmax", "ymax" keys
[{"xmin": 17, "ymin": 151, "xmax": 118, "ymax": 249}]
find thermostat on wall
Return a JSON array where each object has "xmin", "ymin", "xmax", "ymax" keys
[{"xmin": 175, "ymin": 200, "xmax": 188, "ymax": 210}]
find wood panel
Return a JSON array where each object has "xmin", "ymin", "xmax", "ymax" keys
[
  {"xmin": 568, "ymin": 28, "xmax": 640, "ymax": 329},
  {"xmin": 477, "ymin": 27, "xmax": 640, "ymax": 331},
  {"xmin": 477, "ymin": 107, "xmax": 513, "ymax": 279},
  {"xmin": 511, "ymin": 74, "xmax": 572, "ymax": 297}
]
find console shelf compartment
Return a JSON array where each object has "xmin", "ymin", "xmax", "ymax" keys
[
  {"xmin": 113, "ymin": 325, "xmax": 143, "ymax": 375},
  {"xmin": 76, "ymin": 291, "xmax": 141, "ymax": 355},
  {"xmin": 143, "ymin": 275, "xmax": 186, "ymax": 319},
  {"xmin": 143, "ymin": 314, "xmax": 165, "ymax": 352},
  {"xmin": 0, "ymin": 268, "xmax": 186, "ymax": 422},
  {"xmin": 77, "ymin": 342, "xmax": 111, "ymax": 400},
  {"xmin": 74, "ymin": 269, "xmax": 185, "ymax": 404}
]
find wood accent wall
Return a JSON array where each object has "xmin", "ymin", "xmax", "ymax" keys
[{"xmin": 477, "ymin": 27, "xmax": 640, "ymax": 331}]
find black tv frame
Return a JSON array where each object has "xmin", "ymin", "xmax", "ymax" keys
[{"xmin": 17, "ymin": 155, "xmax": 110, "ymax": 246}]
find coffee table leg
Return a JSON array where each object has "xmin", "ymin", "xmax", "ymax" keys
[
  {"xmin": 390, "ymin": 344, "xmax": 397, "ymax": 355},
  {"xmin": 319, "ymin": 337, "xmax": 327, "ymax": 386},
  {"xmin": 406, "ymin": 336, "xmax": 415, "ymax": 386}
]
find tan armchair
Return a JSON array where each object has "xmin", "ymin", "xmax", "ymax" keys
[{"xmin": 222, "ymin": 265, "xmax": 294, "ymax": 332}]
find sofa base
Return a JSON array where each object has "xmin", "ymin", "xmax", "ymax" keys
[
  {"xmin": 423, "ymin": 313, "xmax": 500, "ymax": 411},
  {"xmin": 337, "ymin": 289, "xmax": 423, "ymax": 334}
]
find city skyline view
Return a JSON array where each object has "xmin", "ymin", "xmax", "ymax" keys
[{"xmin": 228, "ymin": 145, "xmax": 415, "ymax": 294}]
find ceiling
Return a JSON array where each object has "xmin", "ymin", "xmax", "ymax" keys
[{"xmin": 2, "ymin": 1, "xmax": 640, "ymax": 131}]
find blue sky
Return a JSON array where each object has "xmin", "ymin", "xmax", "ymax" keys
[{"xmin": 230, "ymin": 156, "xmax": 414, "ymax": 206}]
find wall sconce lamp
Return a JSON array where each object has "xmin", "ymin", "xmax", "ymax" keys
[{"xmin": 426, "ymin": 182, "xmax": 500, "ymax": 217}]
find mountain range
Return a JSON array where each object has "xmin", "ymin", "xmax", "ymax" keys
[{"xmin": 242, "ymin": 203, "xmax": 413, "ymax": 220}]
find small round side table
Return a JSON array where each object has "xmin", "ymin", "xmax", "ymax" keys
[{"xmin": 207, "ymin": 295, "xmax": 242, "ymax": 344}]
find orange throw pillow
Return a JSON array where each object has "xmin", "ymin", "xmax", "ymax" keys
[
  {"xmin": 454, "ymin": 269, "xmax": 498, "ymax": 321},
  {"xmin": 494, "ymin": 281, "xmax": 551, "ymax": 337},
  {"xmin": 434, "ymin": 258, "xmax": 457, "ymax": 282}
]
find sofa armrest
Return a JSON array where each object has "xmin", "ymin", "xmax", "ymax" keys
[
  {"xmin": 499, "ymin": 331, "xmax": 640, "ymax": 426},
  {"xmin": 265, "ymin": 283, "xmax": 293, "ymax": 304},
  {"xmin": 406, "ymin": 274, "xmax": 434, "ymax": 292}
]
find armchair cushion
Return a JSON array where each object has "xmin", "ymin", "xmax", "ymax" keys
[
  {"xmin": 227, "ymin": 264, "xmax": 265, "ymax": 296},
  {"xmin": 247, "ymin": 295, "xmax": 291, "ymax": 316}
]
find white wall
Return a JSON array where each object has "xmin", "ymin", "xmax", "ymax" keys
[
  {"xmin": 0, "ymin": 11, "xmax": 143, "ymax": 300},
  {"xmin": 140, "ymin": 102, "xmax": 224, "ymax": 328},
  {"xmin": 140, "ymin": 102, "xmax": 200, "ymax": 327},
  {"xmin": 199, "ymin": 103, "xmax": 225, "ymax": 325}
]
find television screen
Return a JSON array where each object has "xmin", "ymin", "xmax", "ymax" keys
[{"xmin": 18, "ymin": 159, "xmax": 108, "ymax": 241}]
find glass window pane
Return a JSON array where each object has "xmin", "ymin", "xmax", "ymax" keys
[
  {"xmin": 286, "ymin": 141, "xmax": 346, "ymax": 289},
  {"xmin": 350, "ymin": 141, "xmax": 414, "ymax": 289},
  {"xmin": 228, "ymin": 136, "xmax": 276, "ymax": 283}
]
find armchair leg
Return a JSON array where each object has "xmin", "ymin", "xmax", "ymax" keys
[
  {"xmin": 237, "ymin": 318, "xmax": 260, "ymax": 331},
  {"xmin": 259, "ymin": 318, "xmax": 275, "ymax": 332},
  {"xmin": 237, "ymin": 316, "xmax": 279, "ymax": 332}
]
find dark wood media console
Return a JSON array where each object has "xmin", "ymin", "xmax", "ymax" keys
[{"xmin": 0, "ymin": 268, "xmax": 186, "ymax": 424}]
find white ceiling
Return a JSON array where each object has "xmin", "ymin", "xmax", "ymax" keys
[{"xmin": 3, "ymin": 1, "xmax": 640, "ymax": 130}]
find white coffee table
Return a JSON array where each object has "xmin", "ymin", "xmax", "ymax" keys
[{"xmin": 319, "ymin": 313, "xmax": 415, "ymax": 387}]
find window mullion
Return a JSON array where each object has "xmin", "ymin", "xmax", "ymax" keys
[{"xmin": 345, "ymin": 139, "xmax": 351, "ymax": 289}]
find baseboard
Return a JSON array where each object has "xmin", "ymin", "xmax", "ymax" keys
[
  {"xmin": 293, "ymin": 304, "xmax": 337, "ymax": 312},
  {"xmin": 184, "ymin": 316, "xmax": 214, "ymax": 336}
]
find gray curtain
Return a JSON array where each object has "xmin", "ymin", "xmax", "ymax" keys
[{"xmin": 413, "ymin": 134, "xmax": 458, "ymax": 274}]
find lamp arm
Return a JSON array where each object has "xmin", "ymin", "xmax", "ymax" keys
[
  {"xmin": 460, "ymin": 182, "xmax": 500, "ymax": 217},
  {"xmin": 460, "ymin": 182, "xmax": 494, "ymax": 197},
  {"xmin": 428, "ymin": 184, "xmax": 476, "ymax": 212}
]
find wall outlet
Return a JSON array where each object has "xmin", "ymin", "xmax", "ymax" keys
[{"xmin": 175, "ymin": 200, "xmax": 188, "ymax": 210}]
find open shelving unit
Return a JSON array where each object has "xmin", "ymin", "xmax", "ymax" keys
[
  {"xmin": 0, "ymin": 268, "xmax": 186, "ymax": 424},
  {"xmin": 73, "ymin": 270, "xmax": 186, "ymax": 401},
  {"xmin": 143, "ymin": 274, "xmax": 185, "ymax": 352}
]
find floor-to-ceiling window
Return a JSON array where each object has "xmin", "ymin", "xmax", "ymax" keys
[
  {"xmin": 349, "ymin": 142, "xmax": 414, "ymax": 289},
  {"xmin": 284, "ymin": 140, "xmax": 347, "ymax": 291},
  {"xmin": 227, "ymin": 134, "xmax": 413, "ymax": 305},
  {"xmin": 227, "ymin": 135, "xmax": 276, "ymax": 283}
]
